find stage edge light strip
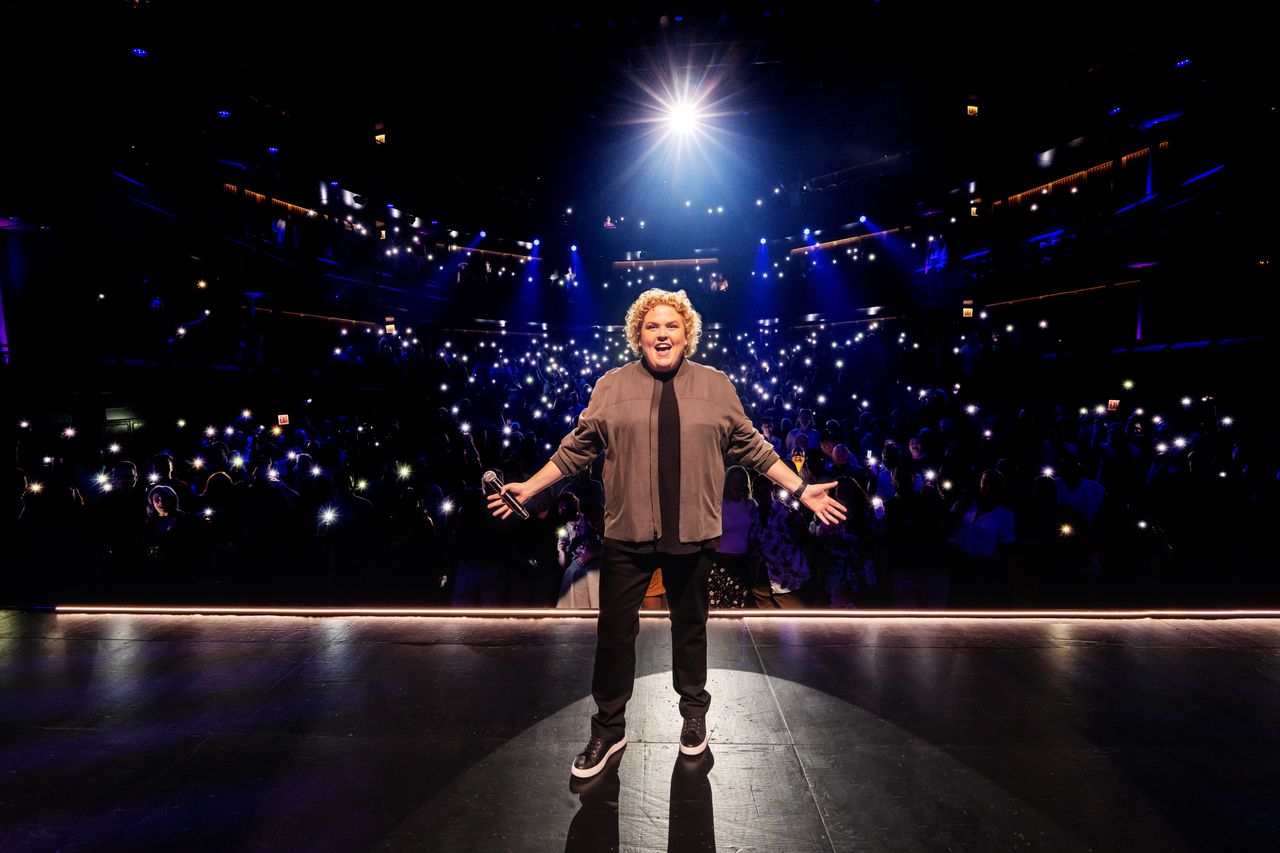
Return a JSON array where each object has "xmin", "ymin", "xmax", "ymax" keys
[{"xmin": 49, "ymin": 605, "xmax": 1280, "ymax": 619}]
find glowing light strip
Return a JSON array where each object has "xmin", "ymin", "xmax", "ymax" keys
[
  {"xmin": 55, "ymin": 605, "xmax": 605, "ymax": 618},
  {"xmin": 222, "ymin": 183, "xmax": 318, "ymax": 217},
  {"xmin": 272, "ymin": 198, "xmax": 319, "ymax": 218},
  {"xmin": 997, "ymin": 162, "xmax": 1115, "ymax": 208},
  {"xmin": 790, "ymin": 227, "xmax": 903, "ymax": 255},
  {"xmin": 983, "ymin": 279, "xmax": 1140, "ymax": 307},
  {"xmin": 793, "ymin": 314, "xmax": 898, "ymax": 330},
  {"xmin": 1136, "ymin": 112, "xmax": 1183, "ymax": 130},
  {"xmin": 1120, "ymin": 147, "xmax": 1152, "ymax": 167},
  {"xmin": 802, "ymin": 153, "xmax": 905, "ymax": 190},
  {"xmin": 1182, "ymin": 164, "xmax": 1225, "ymax": 186},
  {"xmin": 1025, "ymin": 228, "xmax": 1066, "ymax": 244},
  {"xmin": 51, "ymin": 605, "xmax": 1280, "ymax": 620},
  {"xmin": 610, "ymin": 258, "xmax": 719, "ymax": 271},
  {"xmin": 737, "ymin": 609, "xmax": 1280, "ymax": 619},
  {"xmin": 1114, "ymin": 193, "xmax": 1157, "ymax": 215},
  {"xmin": 434, "ymin": 244, "xmax": 534, "ymax": 262},
  {"xmin": 995, "ymin": 142, "xmax": 1171, "ymax": 209},
  {"xmin": 238, "ymin": 307, "xmax": 379, "ymax": 328},
  {"xmin": 112, "ymin": 171, "xmax": 147, "ymax": 189}
]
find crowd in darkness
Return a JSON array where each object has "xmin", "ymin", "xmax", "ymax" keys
[{"xmin": 8, "ymin": 312, "xmax": 1277, "ymax": 609}]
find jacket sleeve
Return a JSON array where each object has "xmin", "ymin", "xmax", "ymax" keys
[
  {"xmin": 550, "ymin": 374, "xmax": 608, "ymax": 477},
  {"xmin": 721, "ymin": 374, "xmax": 782, "ymax": 476}
]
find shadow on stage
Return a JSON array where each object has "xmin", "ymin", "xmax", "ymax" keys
[{"xmin": 565, "ymin": 746, "xmax": 715, "ymax": 853}]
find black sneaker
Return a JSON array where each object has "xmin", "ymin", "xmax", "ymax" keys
[
  {"xmin": 571, "ymin": 734, "xmax": 627, "ymax": 778},
  {"xmin": 679, "ymin": 717, "xmax": 708, "ymax": 755}
]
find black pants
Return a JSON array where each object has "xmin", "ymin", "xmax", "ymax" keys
[{"xmin": 591, "ymin": 546, "xmax": 712, "ymax": 741}]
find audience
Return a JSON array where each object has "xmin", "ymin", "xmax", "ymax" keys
[{"xmin": 7, "ymin": 317, "xmax": 1276, "ymax": 609}]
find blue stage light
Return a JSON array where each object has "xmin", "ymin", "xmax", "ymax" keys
[
  {"xmin": 803, "ymin": 228, "xmax": 811, "ymax": 237},
  {"xmin": 1136, "ymin": 111, "xmax": 1183, "ymax": 130},
  {"xmin": 267, "ymin": 147, "xmax": 278, "ymax": 154},
  {"xmin": 217, "ymin": 110, "xmax": 231, "ymax": 119},
  {"xmin": 479, "ymin": 231, "xmax": 487, "ymax": 238},
  {"xmin": 570, "ymin": 244, "xmax": 578, "ymax": 252},
  {"xmin": 533, "ymin": 239, "xmax": 541, "ymax": 247},
  {"xmin": 760, "ymin": 237, "xmax": 767, "ymax": 244},
  {"xmin": 131, "ymin": 48, "xmax": 148, "ymax": 57},
  {"xmin": 859, "ymin": 215, "xmax": 867, "ymax": 223}
]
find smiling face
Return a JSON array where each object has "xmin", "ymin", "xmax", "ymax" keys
[{"xmin": 640, "ymin": 303, "xmax": 687, "ymax": 372}]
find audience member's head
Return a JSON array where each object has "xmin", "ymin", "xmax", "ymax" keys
[
  {"xmin": 149, "ymin": 453, "xmax": 175, "ymax": 481},
  {"xmin": 978, "ymin": 469, "xmax": 1007, "ymax": 506},
  {"xmin": 201, "ymin": 470, "xmax": 235, "ymax": 499},
  {"xmin": 831, "ymin": 444, "xmax": 850, "ymax": 468},
  {"xmin": 113, "ymin": 461, "xmax": 139, "ymax": 491},
  {"xmin": 147, "ymin": 485, "xmax": 179, "ymax": 519},
  {"xmin": 724, "ymin": 466, "xmax": 752, "ymax": 503}
]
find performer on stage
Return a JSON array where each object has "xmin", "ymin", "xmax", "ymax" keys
[{"xmin": 488, "ymin": 288, "xmax": 847, "ymax": 778}]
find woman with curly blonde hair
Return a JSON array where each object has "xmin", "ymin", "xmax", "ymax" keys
[
  {"xmin": 490, "ymin": 288, "xmax": 847, "ymax": 779},
  {"xmin": 621, "ymin": 287, "xmax": 704, "ymax": 361}
]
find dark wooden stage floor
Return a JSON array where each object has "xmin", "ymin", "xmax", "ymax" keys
[{"xmin": 2, "ymin": 610, "xmax": 1278, "ymax": 851}]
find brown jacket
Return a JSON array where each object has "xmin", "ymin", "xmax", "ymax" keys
[{"xmin": 551, "ymin": 357, "xmax": 780, "ymax": 545}]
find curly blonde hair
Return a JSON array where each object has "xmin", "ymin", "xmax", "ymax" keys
[{"xmin": 624, "ymin": 288, "xmax": 703, "ymax": 357}]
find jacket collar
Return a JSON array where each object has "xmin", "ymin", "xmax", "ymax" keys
[{"xmin": 637, "ymin": 355, "xmax": 693, "ymax": 380}]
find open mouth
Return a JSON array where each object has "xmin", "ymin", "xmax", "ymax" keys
[{"xmin": 655, "ymin": 344, "xmax": 672, "ymax": 353}]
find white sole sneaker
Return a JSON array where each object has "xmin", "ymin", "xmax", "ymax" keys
[
  {"xmin": 570, "ymin": 736, "xmax": 628, "ymax": 778},
  {"xmin": 678, "ymin": 727, "xmax": 709, "ymax": 756}
]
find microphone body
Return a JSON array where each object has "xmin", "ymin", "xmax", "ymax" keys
[{"xmin": 482, "ymin": 470, "xmax": 530, "ymax": 520}]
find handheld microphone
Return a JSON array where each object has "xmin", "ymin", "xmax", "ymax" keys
[{"xmin": 482, "ymin": 469, "xmax": 530, "ymax": 520}]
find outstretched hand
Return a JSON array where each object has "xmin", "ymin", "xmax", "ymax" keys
[
  {"xmin": 800, "ymin": 481, "xmax": 848, "ymax": 526},
  {"xmin": 487, "ymin": 480, "xmax": 535, "ymax": 519}
]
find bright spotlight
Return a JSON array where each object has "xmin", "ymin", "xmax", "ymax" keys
[{"xmin": 667, "ymin": 100, "xmax": 700, "ymax": 134}]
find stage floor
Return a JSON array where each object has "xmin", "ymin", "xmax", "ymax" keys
[{"xmin": 2, "ymin": 611, "xmax": 1278, "ymax": 852}]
